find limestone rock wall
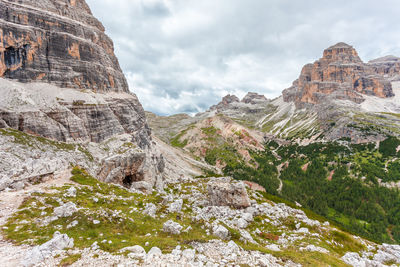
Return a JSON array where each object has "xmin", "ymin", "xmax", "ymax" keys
[
  {"xmin": 0, "ymin": 0, "xmax": 128, "ymax": 92},
  {"xmin": 369, "ymin": 56, "xmax": 400, "ymax": 81},
  {"xmin": 0, "ymin": 0, "xmax": 165, "ymax": 189},
  {"xmin": 283, "ymin": 43, "xmax": 395, "ymax": 107}
]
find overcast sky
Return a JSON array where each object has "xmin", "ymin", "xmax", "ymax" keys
[{"xmin": 86, "ymin": 0, "xmax": 400, "ymax": 115}]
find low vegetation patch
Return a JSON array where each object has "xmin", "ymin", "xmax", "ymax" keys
[
  {"xmin": 60, "ymin": 253, "xmax": 82, "ymax": 266},
  {"xmin": 0, "ymin": 128, "xmax": 93, "ymax": 161},
  {"xmin": 2, "ymin": 167, "xmax": 212, "ymax": 253}
]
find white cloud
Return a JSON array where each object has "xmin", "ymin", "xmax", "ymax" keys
[{"xmin": 86, "ymin": 0, "xmax": 400, "ymax": 115}]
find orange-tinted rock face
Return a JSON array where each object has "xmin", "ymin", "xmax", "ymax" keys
[
  {"xmin": 283, "ymin": 43, "xmax": 395, "ymax": 107},
  {"xmin": 0, "ymin": 0, "xmax": 128, "ymax": 92}
]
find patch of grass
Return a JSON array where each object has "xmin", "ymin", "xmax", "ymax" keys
[
  {"xmin": 381, "ymin": 112, "xmax": 400, "ymax": 119},
  {"xmin": 170, "ymin": 128, "xmax": 190, "ymax": 148},
  {"xmin": 258, "ymin": 191, "xmax": 372, "ymax": 245},
  {"xmin": 70, "ymin": 167, "xmax": 99, "ymax": 187},
  {"xmin": 170, "ymin": 137, "xmax": 188, "ymax": 148},
  {"xmin": 2, "ymin": 167, "xmax": 212, "ymax": 254},
  {"xmin": 60, "ymin": 253, "xmax": 82, "ymax": 266},
  {"xmin": 0, "ymin": 128, "xmax": 75, "ymax": 151},
  {"xmin": 77, "ymin": 145, "xmax": 94, "ymax": 161},
  {"xmin": 0, "ymin": 128, "xmax": 94, "ymax": 161},
  {"xmin": 201, "ymin": 126, "xmax": 218, "ymax": 136},
  {"xmin": 221, "ymin": 222, "xmax": 241, "ymax": 240},
  {"xmin": 116, "ymin": 142, "xmax": 137, "ymax": 154},
  {"xmin": 329, "ymin": 230, "xmax": 365, "ymax": 254}
]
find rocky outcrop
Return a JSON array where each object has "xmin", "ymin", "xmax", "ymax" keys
[
  {"xmin": 210, "ymin": 93, "xmax": 269, "ymax": 111},
  {"xmin": 342, "ymin": 243, "xmax": 400, "ymax": 267},
  {"xmin": 210, "ymin": 94, "xmax": 240, "ymax": 111},
  {"xmin": 163, "ymin": 220, "xmax": 183, "ymax": 235},
  {"xmin": 0, "ymin": 0, "xmax": 128, "ymax": 92},
  {"xmin": 369, "ymin": 55, "xmax": 400, "ymax": 81},
  {"xmin": 207, "ymin": 177, "xmax": 251, "ymax": 209},
  {"xmin": 241, "ymin": 92, "xmax": 268, "ymax": 104},
  {"xmin": 0, "ymin": 78, "xmax": 164, "ymax": 191},
  {"xmin": 0, "ymin": 0, "xmax": 164, "ymax": 190},
  {"xmin": 22, "ymin": 231, "xmax": 74, "ymax": 267},
  {"xmin": 0, "ymin": 79, "xmax": 150, "ymax": 144},
  {"xmin": 283, "ymin": 42, "xmax": 395, "ymax": 107}
]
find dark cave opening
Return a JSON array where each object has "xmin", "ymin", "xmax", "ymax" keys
[{"xmin": 123, "ymin": 174, "xmax": 134, "ymax": 188}]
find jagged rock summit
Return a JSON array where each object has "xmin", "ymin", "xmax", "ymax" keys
[
  {"xmin": 210, "ymin": 92, "xmax": 269, "ymax": 111},
  {"xmin": 283, "ymin": 42, "xmax": 395, "ymax": 108},
  {"xmin": 210, "ymin": 94, "xmax": 240, "ymax": 111},
  {"xmin": 0, "ymin": 0, "xmax": 164, "ymax": 191},
  {"xmin": 241, "ymin": 92, "xmax": 268, "ymax": 104}
]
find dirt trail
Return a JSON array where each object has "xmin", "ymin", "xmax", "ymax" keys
[
  {"xmin": 0, "ymin": 169, "xmax": 72, "ymax": 267},
  {"xmin": 277, "ymin": 163, "xmax": 286, "ymax": 193}
]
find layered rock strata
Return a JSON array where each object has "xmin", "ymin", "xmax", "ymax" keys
[
  {"xmin": 0, "ymin": 0, "xmax": 164, "ymax": 189},
  {"xmin": 283, "ymin": 42, "xmax": 395, "ymax": 107},
  {"xmin": 210, "ymin": 93, "xmax": 269, "ymax": 111},
  {"xmin": 369, "ymin": 56, "xmax": 400, "ymax": 81},
  {"xmin": 0, "ymin": 0, "xmax": 128, "ymax": 92}
]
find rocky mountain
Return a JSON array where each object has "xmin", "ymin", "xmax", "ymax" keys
[
  {"xmin": 145, "ymin": 43, "xmax": 400, "ymax": 259},
  {"xmin": 200, "ymin": 43, "xmax": 400, "ymax": 143},
  {"xmin": 0, "ymin": 2, "xmax": 400, "ymax": 265},
  {"xmin": 0, "ymin": 0, "xmax": 128, "ymax": 91},
  {"xmin": 283, "ymin": 42, "xmax": 395, "ymax": 108},
  {"xmin": 0, "ymin": 0, "xmax": 164, "ymax": 192},
  {"xmin": 146, "ymin": 43, "xmax": 400, "ymax": 175},
  {"xmin": 369, "ymin": 55, "xmax": 400, "ymax": 81}
]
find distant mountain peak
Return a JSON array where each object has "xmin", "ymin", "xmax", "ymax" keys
[
  {"xmin": 328, "ymin": 42, "xmax": 353, "ymax": 49},
  {"xmin": 222, "ymin": 94, "xmax": 240, "ymax": 103},
  {"xmin": 241, "ymin": 92, "xmax": 268, "ymax": 104},
  {"xmin": 209, "ymin": 94, "xmax": 240, "ymax": 111},
  {"xmin": 283, "ymin": 43, "xmax": 397, "ymax": 107},
  {"xmin": 369, "ymin": 55, "xmax": 400, "ymax": 63},
  {"xmin": 322, "ymin": 42, "xmax": 362, "ymax": 63}
]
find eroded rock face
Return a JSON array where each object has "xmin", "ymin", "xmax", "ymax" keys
[
  {"xmin": 0, "ymin": 0, "xmax": 128, "ymax": 92},
  {"xmin": 283, "ymin": 42, "xmax": 395, "ymax": 107},
  {"xmin": 369, "ymin": 56, "xmax": 400, "ymax": 81},
  {"xmin": 0, "ymin": 0, "xmax": 165, "ymax": 190},
  {"xmin": 241, "ymin": 92, "xmax": 268, "ymax": 104},
  {"xmin": 210, "ymin": 94, "xmax": 240, "ymax": 111}
]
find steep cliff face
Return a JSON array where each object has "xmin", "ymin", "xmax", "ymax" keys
[
  {"xmin": 0, "ymin": 0, "xmax": 164, "ymax": 190},
  {"xmin": 0, "ymin": 0, "xmax": 128, "ymax": 92},
  {"xmin": 283, "ymin": 43, "xmax": 395, "ymax": 107},
  {"xmin": 369, "ymin": 56, "xmax": 400, "ymax": 81}
]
